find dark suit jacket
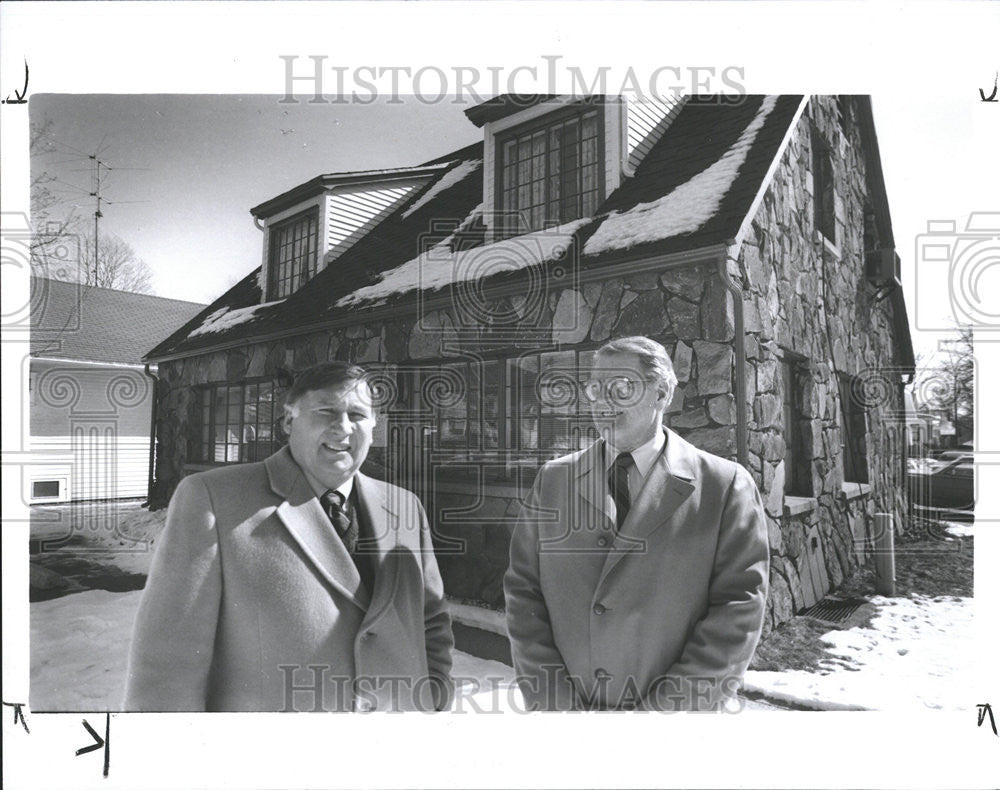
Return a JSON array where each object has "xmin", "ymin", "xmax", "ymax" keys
[
  {"xmin": 123, "ymin": 447, "xmax": 453, "ymax": 711},
  {"xmin": 504, "ymin": 428, "xmax": 769, "ymax": 711}
]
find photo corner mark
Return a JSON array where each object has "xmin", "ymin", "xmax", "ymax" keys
[
  {"xmin": 976, "ymin": 703, "xmax": 998, "ymax": 736},
  {"xmin": 1, "ymin": 59, "xmax": 28, "ymax": 105},
  {"xmin": 2, "ymin": 701, "xmax": 30, "ymax": 734},
  {"xmin": 75, "ymin": 713, "xmax": 111, "ymax": 778},
  {"xmin": 978, "ymin": 71, "xmax": 998, "ymax": 102}
]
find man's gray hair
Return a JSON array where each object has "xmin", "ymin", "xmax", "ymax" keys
[{"xmin": 596, "ymin": 336, "xmax": 678, "ymax": 395}]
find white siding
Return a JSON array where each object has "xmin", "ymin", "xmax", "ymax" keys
[
  {"xmin": 29, "ymin": 435, "xmax": 150, "ymax": 501},
  {"xmin": 625, "ymin": 95, "xmax": 687, "ymax": 173},
  {"xmin": 324, "ymin": 178, "xmax": 427, "ymax": 262}
]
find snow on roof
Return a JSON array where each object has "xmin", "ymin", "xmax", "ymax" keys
[
  {"xmin": 336, "ymin": 218, "xmax": 589, "ymax": 308},
  {"xmin": 401, "ymin": 159, "xmax": 482, "ymax": 220},
  {"xmin": 584, "ymin": 95, "xmax": 779, "ymax": 256},
  {"xmin": 188, "ymin": 301, "xmax": 280, "ymax": 337}
]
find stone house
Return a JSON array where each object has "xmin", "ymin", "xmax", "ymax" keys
[{"xmin": 145, "ymin": 95, "xmax": 914, "ymax": 633}]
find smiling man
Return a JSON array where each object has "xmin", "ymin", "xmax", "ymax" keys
[
  {"xmin": 504, "ymin": 336, "xmax": 769, "ymax": 711},
  {"xmin": 124, "ymin": 361, "xmax": 453, "ymax": 712}
]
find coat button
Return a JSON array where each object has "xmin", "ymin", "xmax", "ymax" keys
[
  {"xmin": 361, "ymin": 631, "xmax": 374, "ymax": 640},
  {"xmin": 356, "ymin": 699, "xmax": 374, "ymax": 712},
  {"xmin": 593, "ymin": 603, "xmax": 606, "ymax": 615},
  {"xmin": 597, "ymin": 537, "xmax": 608, "ymax": 547},
  {"xmin": 594, "ymin": 667, "xmax": 611, "ymax": 680}
]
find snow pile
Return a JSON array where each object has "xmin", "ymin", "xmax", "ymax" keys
[
  {"xmin": 401, "ymin": 159, "xmax": 482, "ymax": 219},
  {"xmin": 336, "ymin": 218, "xmax": 589, "ymax": 307},
  {"xmin": 744, "ymin": 593, "xmax": 975, "ymax": 711},
  {"xmin": 189, "ymin": 301, "xmax": 280, "ymax": 337},
  {"xmin": 584, "ymin": 95, "xmax": 779, "ymax": 255}
]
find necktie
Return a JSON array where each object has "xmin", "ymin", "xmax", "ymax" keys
[
  {"xmin": 608, "ymin": 452, "xmax": 634, "ymax": 530},
  {"xmin": 321, "ymin": 489, "xmax": 357, "ymax": 552}
]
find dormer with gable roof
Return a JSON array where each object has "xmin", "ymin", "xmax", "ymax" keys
[
  {"xmin": 250, "ymin": 164, "xmax": 451, "ymax": 302},
  {"xmin": 464, "ymin": 94, "xmax": 685, "ymax": 239}
]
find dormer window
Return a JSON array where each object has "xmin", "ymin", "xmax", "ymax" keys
[
  {"xmin": 268, "ymin": 207, "xmax": 319, "ymax": 300},
  {"xmin": 495, "ymin": 105, "xmax": 603, "ymax": 238}
]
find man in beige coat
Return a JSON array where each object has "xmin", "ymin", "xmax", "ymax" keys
[
  {"xmin": 504, "ymin": 336, "xmax": 769, "ymax": 711},
  {"xmin": 124, "ymin": 362, "xmax": 453, "ymax": 712}
]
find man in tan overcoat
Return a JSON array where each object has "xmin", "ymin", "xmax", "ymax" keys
[
  {"xmin": 124, "ymin": 361, "xmax": 453, "ymax": 712},
  {"xmin": 504, "ymin": 336, "xmax": 769, "ymax": 711}
]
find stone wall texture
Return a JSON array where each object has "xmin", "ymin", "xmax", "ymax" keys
[{"xmin": 151, "ymin": 96, "xmax": 909, "ymax": 630}]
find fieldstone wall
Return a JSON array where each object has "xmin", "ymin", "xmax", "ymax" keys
[
  {"xmin": 739, "ymin": 95, "xmax": 908, "ymax": 635},
  {"xmin": 152, "ymin": 262, "xmax": 740, "ymax": 607},
  {"xmin": 152, "ymin": 96, "xmax": 908, "ymax": 625}
]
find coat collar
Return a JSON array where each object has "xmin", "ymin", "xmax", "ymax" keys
[{"xmin": 265, "ymin": 447, "xmax": 399, "ymax": 615}]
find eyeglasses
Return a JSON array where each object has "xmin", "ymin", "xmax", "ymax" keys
[{"xmin": 582, "ymin": 376, "xmax": 652, "ymax": 404}]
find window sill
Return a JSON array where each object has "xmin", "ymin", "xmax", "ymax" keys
[
  {"xmin": 814, "ymin": 229, "xmax": 841, "ymax": 259},
  {"xmin": 783, "ymin": 496, "xmax": 819, "ymax": 516},
  {"xmin": 840, "ymin": 482, "xmax": 872, "ymax": 501}
]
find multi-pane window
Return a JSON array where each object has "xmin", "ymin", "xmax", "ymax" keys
[
  {"xmin": 837, "ymin": 374, "xmax": 869, "ymax": 484},
  {"xmin": 781, "ymin": 355, "xmax": 813, "ymax": 497},
  {"xmin": 811, "ymin": 124, "xmax": 836, "ymax": 243},
  {"xmin": 268, "ymin": 209, "xmax": 319, "ymax": 299},
  {"xmin": 393, "ymin": 349, "xmax": 601, "ymax": 472},
  {"xmin": 194, "ymin": 379, "xmax": 286, "ymax": 464},
  {"xmin": 496, "ymin": 107, "xmax": 602, "ymax": 238}
]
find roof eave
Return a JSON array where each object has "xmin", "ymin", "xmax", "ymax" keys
[{"xmin": 249, "ymin": 164, "xmax": 452, "ymax": 219}]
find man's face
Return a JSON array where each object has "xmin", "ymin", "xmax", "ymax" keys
[
  {"xmin": 587, "ymin": 351, "xmax": 668, "ymax": 453},
  {"xmin": 284, "ymin": 380, "xmax": 375, "ymax": 491}
]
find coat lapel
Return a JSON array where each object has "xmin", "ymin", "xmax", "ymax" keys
[
  {"xmin": 575, "ymin": 441, "xmax": 611, "ymax": 526},
  {"xmin": 266, "ymin": 448, "xmax": 370, "ymax": 611},
  {"xmin": 353, "ymin": 474, "xmax": 401, "ymax": 625},
  {"xmin": 595, "ymin": 428, "xmax": 697, "ymax": 591}
]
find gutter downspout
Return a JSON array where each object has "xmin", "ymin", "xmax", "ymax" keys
[
  {"xmin": 143, "ymin": 363, "xmax": 158, "ymax": 506},
  {"xmin": 716, "ymin": 251, "xmax": 749, "ymax": 468}
]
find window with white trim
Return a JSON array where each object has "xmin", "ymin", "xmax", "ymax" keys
[
  {"xmin": 495, "ymin": 105, "xmax": 603, "ymax": 238},
  {"xmin": 267, "ymin": 208, "xmax": 319, "ymax": 300}
]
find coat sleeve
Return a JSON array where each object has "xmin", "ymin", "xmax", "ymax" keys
[
  {"xmin": 642, "ymin": 464, "xmax": 770, "ymax": 712},
  {"xmin": 418, "ymin": 497, "xmax": 455, "ymax": 711},
  {"xmin": 122, "ymin": 474, "xmax": 222, "ymax": 711},
  {"xmin": 503, "ymin": 466, "xmax": 579, "ymax": 711}
]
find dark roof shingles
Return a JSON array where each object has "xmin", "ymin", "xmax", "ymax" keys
[{"xmin": 30, "ymin": 278, "xmax": 206, "ymax": 365}]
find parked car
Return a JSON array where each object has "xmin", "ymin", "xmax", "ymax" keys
[{"xmin": 907, "ymin": 454, "xmax": 975, "ymax": 511}]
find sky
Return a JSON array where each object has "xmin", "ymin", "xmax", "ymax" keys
[{"xmin": 27, "ymin": 90, "xmax": 996, "ymax": 363}]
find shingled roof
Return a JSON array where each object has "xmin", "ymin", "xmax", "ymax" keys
[
  {"xmin": 30, "ymin": 277, "xmax": 205, "ymax": 365},
  {"xmin": 147, "ymin": 96, "xmax": 806, "ymax": 361}
]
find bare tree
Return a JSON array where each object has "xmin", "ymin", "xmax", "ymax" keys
[
  {"xmin": 77, "ymin": 232, "xmax": 155, "ymax": 293},
  {"xmin": 30, "ymin": 119, "xmax": 155, "ymax": 294},
  {"xmin": 30, "ymin": 118, "xmax": 82, "ymax": 260},
  {"xmin": 914, "ymin": 326, "xmax": 974, "ymax": 445}
]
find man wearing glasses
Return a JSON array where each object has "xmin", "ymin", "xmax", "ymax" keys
[{"xmin": 504, "ymin": 336, "xmax": 769, "ymax": 711}]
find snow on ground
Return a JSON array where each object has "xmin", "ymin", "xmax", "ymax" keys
[
  {"xmin": 31, "ymin": 589, "xmax": 142, "ymax": 712},
  {"xmin": 584, "ymin": 95, "xmax": 779, "ymax": 255},
  {"xmin": 401, "ymin": 159, "xmax": 482, "ymax": 219},
  {"xmin": 336, "ymin": 218, "xmax": 589, "ymax": 308},
  {"xmin": 743, "ymin": 593, "xmax": 975, "ymax": 711},
  {"xmin": 189, "ymin": 301, "xmax": 281, "ymax": 337},
  {"xmin": 30, "ymin": 585, "xmax": 525, "ymax": 713}
]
